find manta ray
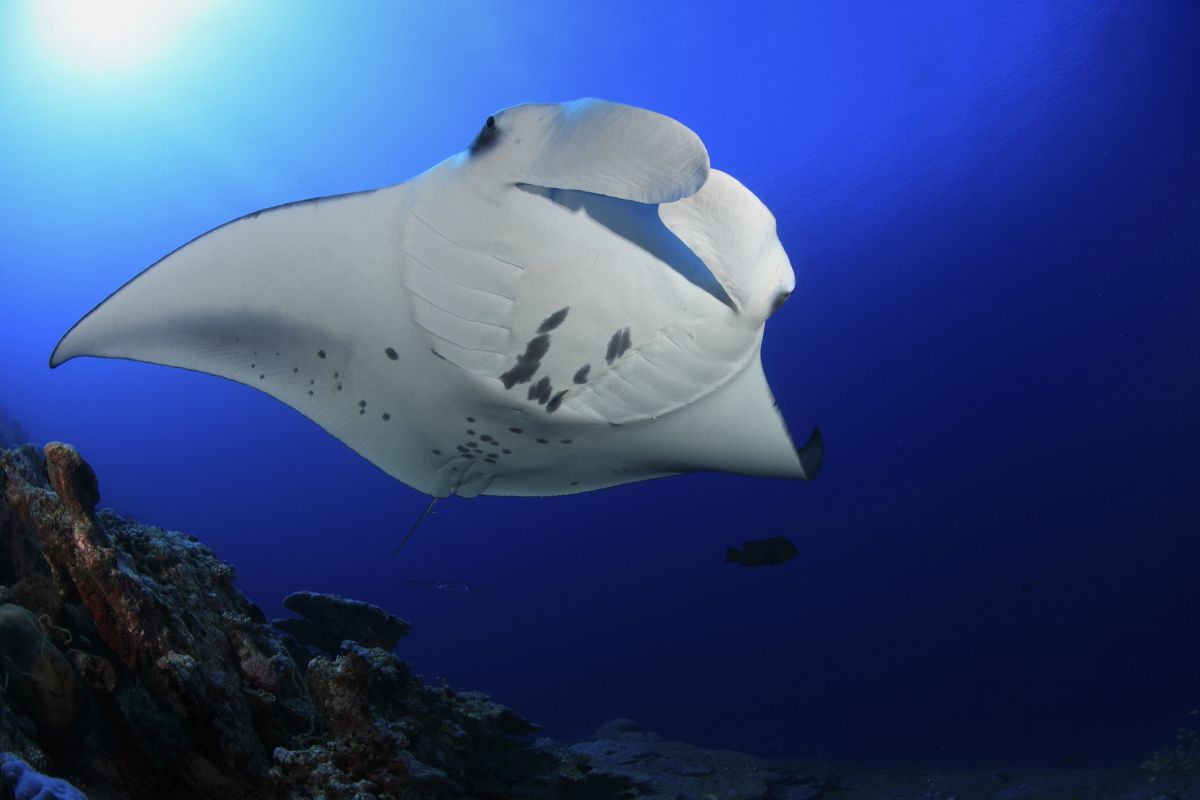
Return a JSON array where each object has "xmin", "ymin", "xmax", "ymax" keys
[{"xmin": 51, "ymin": 99, "xmax": 822, "ymax": 500}]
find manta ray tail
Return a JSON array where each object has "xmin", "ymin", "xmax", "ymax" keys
[{"xmin": 390, "ymin": 496, "xmax": 440, "ymax": 557}]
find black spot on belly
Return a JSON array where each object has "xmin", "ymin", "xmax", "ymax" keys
[
  {"xmin": 528, "ymin": 376, "xmax": 552, "ymax": 405},
  {"xmin": 259, "ymin": 374, "xmax": 265, "ymax": 380},
  {"xmin": 560, "ymin": 439, "xmax": 573, "ymax": 444},
  {"xmin": 466, "ymin": 429, "xmax": 475, "ymax": 436},
  {"xmin": 605, "ymin": 327, "xmax": 632, "ymax": 364},
  {"xmin": 457, "ymin": 445, "xmax": 469, "ymax": 453},
  {"xmin": 251, "ymin": 363, "xmax": 256, "ymax": 368},
  {"xmin": 308, "ymin": 390, "xmax": 314, "ymax": 396},
  {"xmin": 546, "ymin": 390, "xmax": 567, "ymax": 414},
  {"xmin": 501, "ymin": 448, "xmax": 511, "ymax": 454},
  {"xmin": 432, "ymin": 449, "xmax": 442, "ymax": 455},
  {"xmin": 480, "ymin": 434, "xmax": 494, "ymax": 443},
  {"xmin": 359, "ymin": 400, "xmax": 367, "ymax": 407},
  {"xmin": 293, "ymin": 368, "xmax": 299, "ymax": 373},
  {"xmin": 318, "ymin": 350, "xmax": 326, "ymax": 359},
  {"xmin": 537, "ymin": 306, "xmax": 570, "ymax": 333},
  {"xmin": 466, "ymin": 416, "xmax": 476, "ymax": 423},
  {"xmin": 536, "ymin": 438, "xmax": 548, "ymax": 444},
  {"xmin": 570, "ymin": 481, "xmax": 580, "ymax": 486},
  {"xmin": 337, "ymin": 384, "xmax": 342, "ymax": 391},
  {"xmin": 385, "ymin": 347, "xmax": 398, "ymax": 360},
  {"xmin": 573, "ymin": 364, "xmax": 591, "ymax": 384},
  {"xmin": 382, "ymin": 413, "xmax": 390, "ymax": 421},
  {"xmin": 500, "ymin": 334, "xmax": 552, "ymax": 389}
]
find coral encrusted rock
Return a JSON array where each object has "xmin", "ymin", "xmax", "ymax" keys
[{"xmin": 0, "ymin": 442, "xmax": 584, "ymax": 799}]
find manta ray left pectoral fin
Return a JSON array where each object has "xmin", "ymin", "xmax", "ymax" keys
[
  {"xmin": 47, "ymin": 182, "xmax": 453, "ymax": 494},
  {"xmin": 49, "ymin": 186, "xmax": 408, "ymax": 374}
]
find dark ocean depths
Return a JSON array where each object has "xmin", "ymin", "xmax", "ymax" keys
[{"xmin": 1, "ymin": 0, "xmax": 1197, "ymax": 769}]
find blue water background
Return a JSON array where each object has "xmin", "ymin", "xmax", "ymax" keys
[{"xmin": 2, "ymin": 1, "xmax": 1198, "ymax": 766}]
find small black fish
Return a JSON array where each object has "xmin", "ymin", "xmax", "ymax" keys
[{"xmin": 725, "ymin": 536, "xmax": 798, "ymax": 567}]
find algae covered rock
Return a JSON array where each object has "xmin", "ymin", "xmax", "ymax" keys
[
  {"xmin": 0, "ymin": 442, "xmax": 585, "ymax": 798},
  {"xmin": 1, "ymin": 443, "xmax": 304, "ymax": 797},
  {"xmin": 270, "ymin": 646, "xmax": 411, "ymax": 799},
  {"xmin": 0, "ymin": 605, "xmax": 79, "ymax": 739}
]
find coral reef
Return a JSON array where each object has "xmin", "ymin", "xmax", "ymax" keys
[
  {"xmin": 0, "ymin": 442, "xmax": 602, "ymax": 799},
  {"xmin": 1, "ymin": 439, "xmax": 1196, "ymax": 800}
]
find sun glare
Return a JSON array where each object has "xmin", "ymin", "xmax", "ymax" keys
[{"xmin": 31, "ymin": 0, "xmax": 210, "ymax": 73}]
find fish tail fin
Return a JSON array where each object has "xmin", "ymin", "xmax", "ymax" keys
[{"xmin": 725, "ymin": 547, "xmax": 741, "ymax": 564}]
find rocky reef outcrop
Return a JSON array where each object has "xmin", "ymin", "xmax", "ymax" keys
[
  {"xmin": 1, "ymin": 439, "xmax": 1196, "ymax": 800},
  {"xmin": 0, "ymin": 442, "xmax": 626, "ymax": 799},
  {"xmin": 272, "ymin": 591, "xmax": 412, "ymax": 656}
]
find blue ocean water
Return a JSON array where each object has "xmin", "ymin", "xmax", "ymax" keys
[{"xmin": 1, "ymin": 0, "xmax": 1197, "ymax": 768}]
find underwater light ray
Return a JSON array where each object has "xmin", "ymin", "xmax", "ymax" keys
[{"xmin": 30, "ymin": 0, "xmax": 210, "ymax": 73}]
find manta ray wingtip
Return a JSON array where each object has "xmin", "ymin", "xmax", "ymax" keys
[
  {"xmin": 49, "ymin": 322, "xmax": 84, "ymax": 368},
  {"xmin": 48, "ymin": 342, "xmax": 68, "ymax": 369}
]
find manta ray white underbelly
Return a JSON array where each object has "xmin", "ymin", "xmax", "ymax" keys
[{"xmin": 51, "ymin": 98, "xmax": 822, "ymax": 498}]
